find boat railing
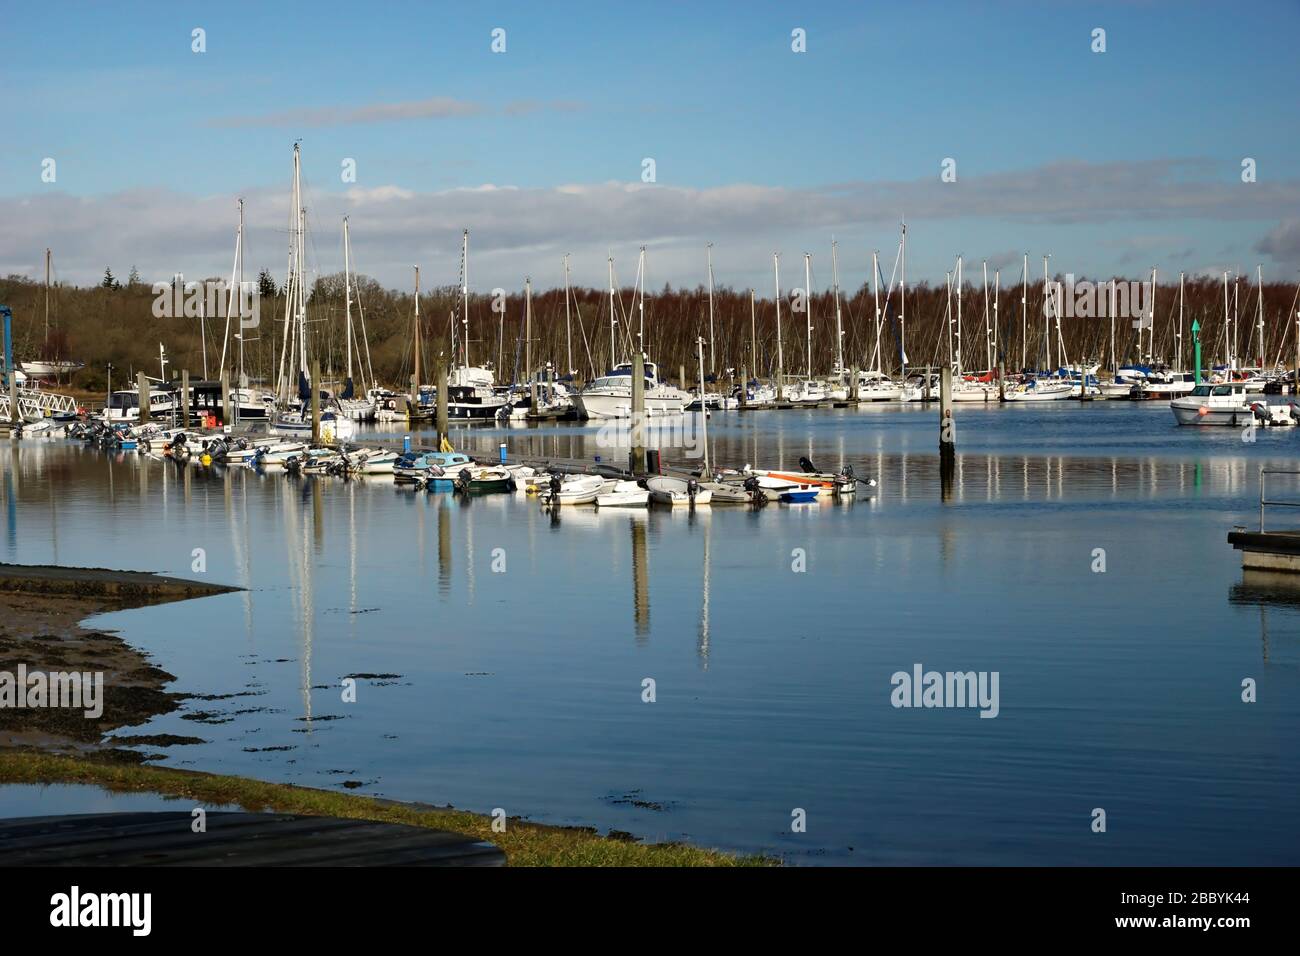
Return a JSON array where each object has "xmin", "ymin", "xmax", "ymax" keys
[{"xmin": 1258, "ymin": 467, "xmax": 1300, "ymax": 532}]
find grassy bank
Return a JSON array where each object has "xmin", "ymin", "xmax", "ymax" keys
[{"xmin": 0, "ymin": 752, "xmax": 772, "ymax": 867}]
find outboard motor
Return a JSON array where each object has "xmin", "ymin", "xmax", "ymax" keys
[
  {"xmin": 687, "ymin": 477, "xmax": 699, "ymax": 502},
  {"xmin": 1250, "ymin": 402, "xmax": 1272, "ymax": 425},
  {"xmin": 547, "ymin": 473, "xmax": 563, "ymax": 505},
  {"xmin": 798, "ymin": 456, "xmax": 817, "ymax": 474},
  {"xmin": 457, "ymin": 467, "xmax": 474, "ymax": 492}
]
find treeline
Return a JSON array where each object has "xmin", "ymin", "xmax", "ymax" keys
[{"xmin": 3, "ymin": 270, "xmax": 1298, "ymax": 393}]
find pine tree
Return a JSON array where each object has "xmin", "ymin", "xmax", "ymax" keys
[
  {"xmin": 127, "ymin": 266, "xmax": 141, "ymax": 287},
  {"xmin": 257, "ymin": 268, "xmax": 278, "ymax": 298},
  {"xmin": 101, "ymin": 268, "xmax": 117, "ymax": 289}
]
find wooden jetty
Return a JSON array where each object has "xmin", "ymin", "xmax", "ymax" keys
[
  {"xmin": 0, "ymin": 812, "xmax": 504, "ymax": 866},
  {"xmin": 1227, "ymin": 468, "xmax": 1300, "ymax": 573}
]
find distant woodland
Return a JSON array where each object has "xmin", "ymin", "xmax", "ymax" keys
[{"xmin": 3, "ymin": 268, "xmax": 1298, "ymax": 392}]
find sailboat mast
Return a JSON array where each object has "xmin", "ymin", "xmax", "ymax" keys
[
  {"xmin": 900, "ymin": 221, "xmax": 907, "ymax": 377},
  {"xmin": 344, "ymin": 217, "xmax": 353, "ymax": 382},
  {"xmin": 413, "ymin": 266, "xmax": 421, "ymax": 398},
  {"xmin": 871, "ymin": 250, "xmax": 881, "ymax": 374},
  {"xmin": 200, "ymin": 296, "xmax": 208, "ymax": 380},
  {"xmin": 237, "ymin": 198, "xmax": 244, "ymax": 391},
  {"xmin": 1021, "ymin": 253, "xmax": 1028, "ymax": 371},
  {"xmin": 773, "ymin": 254, "xmax": 784, "ymax": 398},
  {"xmin": 945, "ymin": 271, "xmax": 954, "ymax": 369},
  {"xmin": 294, "ymin": 145, "xmax": 306, "ymax": 384},
  {"xmin": 1233, "ymin": 274, "xmax": 1240, "ymax": 371},
  {"xmin": 749, "ymin": 287, "xmax": 757, "ymax": 382},
  {"xmin": 637, "ymin": 246, "xmax": 646, "ymax": 353},
  {"xmin": 1222, "ymin": 272, "xmax": 1230, "ymax": 371},
  {"xmin": 1042, "ymin": 256, "xmax": 1051, "ymax": 371},
  {"xmin": 522, "ymin": 274, "xmax": 533, "ymax": 387},
  {"xmin": 525, "ymin": 277, "xmax": 533, "ymax": 386},
  {"xmin": 1148, "ymin": 266, "xmax": 1157, "ymax": 364},
  {"xmin": 955, "ymin": 255, "xmax": 964, "ymax": 375},
  {"xmin": 706, "ymin": 243, "xmax": 716, "ymax": 374},
  {"xmin": 803, "ymin": 252, "xmax": 812, "ymax": 378},
  {"xmin": 608, "ymin": 254, "xmax": 617, "ymax": 370},
  {"xmin": 44, "ymin": 248, "xmax": 50, "ymax": 347},
  {"xmin": 1177, "ymin": 271, "xmax": 1186, "ymax": 373},
  {"xmin": 1110, "ymin": 280, "xmax": 1117, "ymax": 374},
  {"xmin": 832, "ymin": 240, "xmax": 844, "ymax": 374},
  {"xmin": 1257, "ymin": 265, "xmax": 1265, "ymax": 368},
  {"xmin": 982, "ymin": 260, "xmax": 992, "ymax": 373},
  {"xmin": 461, "ymin": 229, "xmax": 470, "ymax": 368},
  {"xmin": 563, "ymin": 253, "xmax": 573, "ymax": 377},
  {"xmin": 993, "ymin": 269, "xmax": 1000, "ymax": 376}
]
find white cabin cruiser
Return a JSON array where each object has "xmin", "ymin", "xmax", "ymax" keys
[
  {"xmin": 1170, "ymin": 383, "xmax": 1293, "ymax": 426},
  {"xmin": 574, "ymin": 362, "xmax": 689, "ymax": 419}
]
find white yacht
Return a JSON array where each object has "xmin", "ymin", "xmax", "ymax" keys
[
  {"xmin": 574, "ymin": 361, "xmax": 689, "ymax": 419},
  {"xmin": 1171, "ymin": 382, "xmax": 1267, "ymax": 426},
  {"xmin": 102, "ymin": 388, "xmax": 176, "ymax": 423}
]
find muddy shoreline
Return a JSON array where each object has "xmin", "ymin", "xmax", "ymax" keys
[{"xmin": 0, "ymin": 563, "xmax": 239, "ymax": 758}]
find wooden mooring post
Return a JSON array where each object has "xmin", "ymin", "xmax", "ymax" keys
[
  {"xmin": 940, "ymin": 366, "xmax": 955, "ymax": 499},
  {"xmin": 310, "ymin": 359, "xmax": 321, "ymax": 444},
  {"xmin": 435, "ymin": 354, "xmax": 449, "ymax": 446},
  {"xmin": 220, "ymin": 369, "xmax": 231, "ymax": 428},
  {"xmin": 137, "ymin": 372, "xmax": 150, "ymax": 425},
  {"xmin": 631, "ymin": 351, "xmax": 646, "ymax": 475},
  {"xmin": 180, "ymin": 369, "xmax": 190, "ymax": 427}
]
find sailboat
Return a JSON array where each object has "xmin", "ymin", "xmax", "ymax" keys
[
  {"xmin": 856, "ymin": 238, "xmax": 905, "ymax": 401},
  {"xmin": 337, "ymin": 217, "xmax": 378, "ymax": 421},
  {"xmin": 20, "ymin": 249, "xmax": 84, "ymax": 378},
  {"xmin": 946, "ymin": 259, "xmax": 995, "ymax": 402},
  {"xmin": 270, "ymin": 144, "xmax": 356, "ymax": 442},
  {"xmin": 441, "ymin": 230, "xmax": 508, "ymax": 420},
  {"xmin": 574, "ymin": 248, "xmax": 689, "ymax": 419}
]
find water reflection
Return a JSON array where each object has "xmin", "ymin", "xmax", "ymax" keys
[{"xmin": 4, "ymin": 405, "xmax": 1300, "ymax": 865}]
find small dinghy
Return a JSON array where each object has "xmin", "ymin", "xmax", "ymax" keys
[
  {"xmin": 538, "ymin": 473, "xmax": 605, "ymax": 506},
  {"xmin": 703, "ymin": 476, "xmax": 768, "ymax": 505},
  {"xmin": 778, "ymin": 488, "xmax": 821, "ymax": 503},
  {"xmin": 646, "ymin": 475, "xmax": 712, "ymax": 507},
  {"xmin": 453, "ymin": 465, "xmax": 513, "ymax": 493},
  {"xmin": 746, "ymin": 457, "xmax": 871, "ymax": 499},
  {"xmin": 394, "ymin": 451, "xmax": 474, "ymax": 483},
  {"xmin": 597, "ymin": 479, "xmax": 649, "ymax": 508}
]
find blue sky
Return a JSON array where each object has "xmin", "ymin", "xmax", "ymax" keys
[{"xmin": 2, "ymin": 0, "xmax": 1298, "ymax": 291}]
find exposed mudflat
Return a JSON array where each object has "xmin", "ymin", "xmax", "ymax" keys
[{"xmin": 0, "ymin": 564, "xmax": 240, "ymax": 759}]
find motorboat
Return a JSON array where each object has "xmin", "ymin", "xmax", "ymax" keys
[
  {"xmin": 744, "ymin": 457, "xmax": 861, "ymax": 498},
  {"xmin": 1170, "ymin": 382, "xmax": 1276, "ymax": 426},
  {"xmin": 701, "ymin": 477, "xmax": 768, "ymax": 505},
  {"xmin": 394, "ymin": 450, "xmax": 474, "ymax": 483},
  {"xmin": 538, "ymin": 473, "xmax": 605, "ymax": 505},
  {"xmin": 102, "ymin": 387, "xmax": 177, "ymax": 423},
  {"xmin": 596, "ymin": 480, "xmax": 650, "ymax": 507},
  {"xmin": 646, "ymin": 475, "xmax": 712, "ymax": 506},
  {"xmin": 452, "ymin": 465, "xmax": 514, "ymax": 493},
  {"xmin": 574, "ymin": 361, "xmax": 690, "ymax": 419},
  {"xmin": 271, "ymin": 406, "xmax": 357, "ymax": 442}
]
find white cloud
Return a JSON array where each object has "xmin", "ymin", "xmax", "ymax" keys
[{"xmin": 2, "ymin": 160, "xmax": 1295, "ymax": 292}]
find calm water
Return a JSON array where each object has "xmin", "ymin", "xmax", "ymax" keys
[{"xmin": 3, "ymin": 402, "xmax": 1299, "ymax": 865}]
